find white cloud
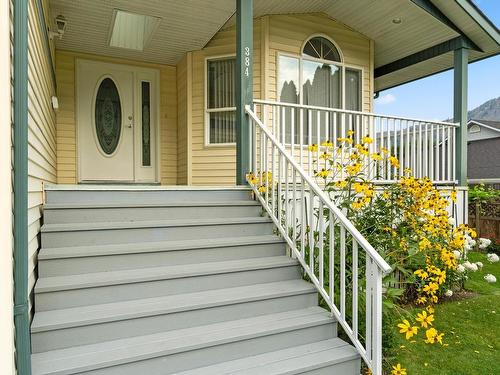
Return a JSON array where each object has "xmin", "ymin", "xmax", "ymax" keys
[{"xmin": 376, "ymin": 93, "xmax": 396, "ymax": 105}]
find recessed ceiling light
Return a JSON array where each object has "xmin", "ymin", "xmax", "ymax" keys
[
  {"xmin": 109, "ymin": 10, "xmax": 161, "ymax": 51},
  {"xmin": 392, "ymin": 18, "xmax": 402, "ymax": 24}
]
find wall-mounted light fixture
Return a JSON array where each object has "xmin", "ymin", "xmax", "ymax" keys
[{"xmin": 49, "ymin": 15, "xmax": 67, "ymax": 40}]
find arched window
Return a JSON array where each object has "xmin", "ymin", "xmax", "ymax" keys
[{"xmin": 302, "ymin": 36, "xmax": 341, "ymax": 62}]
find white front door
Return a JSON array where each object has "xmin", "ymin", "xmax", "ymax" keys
[{"xmin": 77, "ymin": 59, "xmax": 158, "ymax": 182}]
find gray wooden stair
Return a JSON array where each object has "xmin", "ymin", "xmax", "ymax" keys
[{"xmin": 31, "ymin": 185, "xmax": 360, "ymax": 374}]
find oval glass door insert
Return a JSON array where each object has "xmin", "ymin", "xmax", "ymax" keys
[{"xmin": 95, "ymin": 78, "xmax": 122, "ymax": 155}]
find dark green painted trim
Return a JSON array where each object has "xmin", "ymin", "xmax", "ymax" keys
[
  {"xmin": 454, "ymin": 48, "xmax": 468, "ymax": 186},
  {"xmin": 457, "ymin": 0, "xmax": 500, "ymax": 46},
  {"xmin": 375, "ymin": 36, "xmax": 478, "ymax": 78},
  {"xmin": 375, "ymin": 50, "xmax": 499, "ymax": 93},
  {"xmin": 35, "ymin": 0, "xmax": 57, "ymax": 89},
  {"xmin": 13, "ymin": 0, "xmax": 32, "ymax": 374},
  {"xmin": 235, "ymin": 0, "xmax": 253, "ymax": 185}
]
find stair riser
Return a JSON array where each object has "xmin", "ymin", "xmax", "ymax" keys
[
  {"xmin": 42, "ymin": 222, "xmax": 275, "ymax": 248},
  {"xmin": 44, "ymin": 205, "xmax": 263, "ymax": 224},
  {"xmin": 31, "ymin": 293, "xmax": 319, "ymax": 352},
  {"xmin": 39, "ymin": 243, "xmax": 286, "ymax": 277},
  {"xmin": 60, "ymin": 323, "xmax": 336, "ymax": 375},
  {"xmin": 46, "ymin": 190, "xmax": 252, "ymax": 205},
  {"xmin": 300, "ymin": 360, "xmax": 361, "ymax": 375},
  {"xmin": 35, "ymin": 266, "xmax": 302, "ymax": 310}
]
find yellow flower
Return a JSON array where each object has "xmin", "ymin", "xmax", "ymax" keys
[
  {"xmin": 423, "ymin": 282, "xmax": 438, "ymax": 295},
  {"xmin": 308, "ymin": 144, "xmax": 318, "ymax": 152},
  {"xmin": 371, "ymin": 153, "xmax": 383, "ymax": 161},
  {"xmin": 450, "ymin": 190, "xmax": 457, "ymax": 203},
  {"xmin": 426, "ymin": 305, "xmax": 435, "ymax": 314},
  {"xmin": 246, "ymin": 173, "xmax": 258, "ymax": 185},
  {"xmin": 257, "ymin": 185, "xmax": 267, "ymax": 193},
  {"xmin": 416, "ymin": 310, "xmax": 434, "ymax": 328},
  {"xmin": 347, "ymin": 130, "xmax": 355, "ymax": 136},
  {"xmin": 389, "ymin": 156, "xmax": 400, "ymax": 168},
  {"xmin": 416, "ymin": 296, "xmax": 427, "ymax": 305},
  {"xmin": 321, "ymin": 140, "xmax": 333, "ymax": 147},
  {"xmin": 397, "ymin": 319, "xmax": 419, "ymax": 340},
  {"xmin": 315, "ymin": 168, "xmax": 330, "ymax": 178},
  {"xmin": 362, "ymin": 135, "xmax": 373, "ymax": 144},
  {"xmin": 319, "ymin": 151, "xmax": 332, "ymax": 160},
  {"xmin": 419, "ymin": 237, "xmax": 432, "ymax": 251},
  {"xmin": 381, "ymin": 147, "xmax": 389, "ymax": 155},
  {"xmin": 335, "ymin": 179, "xmax": 348, "ymax": 188},
  {"xmin": 424, "ymin": 328, "xmax": 444, "ymax": 344},
  {"xmin": 346, "ymin": 163, "xmax": 362, "ymax": 176},
  {"xmin": 414, "ymin": 269, "xmax": 428, "ymax": 280},
  {"xmin": 391, "ymin": 363, "xmax": 407, "ymax": 375}
]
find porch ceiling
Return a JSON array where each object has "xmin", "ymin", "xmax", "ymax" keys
[{"xmin": 49, "ymin": 0, "xmax": 499, "ymax": 90}]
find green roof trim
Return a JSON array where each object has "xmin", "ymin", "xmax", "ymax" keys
[
  {"xmin": 456, "ymin": 0, "xmax": 500, "ymax": 46},
  {"xmin": 375, "ymin": 36, "xmax": 476, "ymax": 78}
]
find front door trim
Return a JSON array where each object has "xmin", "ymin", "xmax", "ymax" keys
[{"xmin": 76, "ymin": 58, "xmax": 160, "ymax": 183}]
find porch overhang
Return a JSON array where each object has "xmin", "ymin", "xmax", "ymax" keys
[{"xmin": 49, "ymin": 0, "xmax": 498, "ymax": 92}]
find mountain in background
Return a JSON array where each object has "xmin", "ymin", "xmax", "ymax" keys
[{"xmin": 467, "ymin": 97, "xmax": 500, "ymax": 120}]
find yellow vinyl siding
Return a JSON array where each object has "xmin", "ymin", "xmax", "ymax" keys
[
  {"xmin": 54, "ymin": 51, "xmax": 178, "ymax": 184},
  {"xmin": 189, "ymin": 21, "xmax": 261, "ymax": 186},
  {"xmin": 28, "ymin": 0, "xmax": 57, "ymax": 314},
  {"xmin": 187, "ymin": 13, "xmax": 373, "ymax": 185},
  {"xmin": 177, "ymin": 53, "xmax": 193, "ymax": 185}
]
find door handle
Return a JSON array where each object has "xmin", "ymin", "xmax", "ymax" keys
[{"xmin": 127, "ymin": 115, "xmax": 133, "ymax": 128}]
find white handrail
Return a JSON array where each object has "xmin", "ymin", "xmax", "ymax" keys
[{"xmin": 246, "ymin": 104, "xmax": 391, "ymax": 374}]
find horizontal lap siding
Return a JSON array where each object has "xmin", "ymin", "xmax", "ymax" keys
[
  {"xmin": 28, "ymin": 0, "xmax": 57, "ymax": 316},
  {"xmin": 177, "ymin": 54, "xmax": 189, "ymax": 184},
  {"xmin": 55, "ymin": 51, "xmax": 178, "ymax": 185},
  {"xmin": 190, "ymin": 22, "xmax": 261, "ymax": 186}
]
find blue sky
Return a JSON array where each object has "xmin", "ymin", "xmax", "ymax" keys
[{"xmin": 374, "ymin": 0, "xmax": 500, "ymax": 120}]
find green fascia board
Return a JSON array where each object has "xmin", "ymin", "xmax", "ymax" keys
[
  {"xmin": 456, "ymin": 0, "xmax": 500, "ymax": 46},
  {"xmin": 13, "ymin": 0, "xmax": 33, "ymax": 374},
  {"xmin": 375, "ymin": 50, "xmax": 499, "ymax": 93},
  {"xmin": 375, "ymin": 36, "xmax": 477, "ymax": 78}
]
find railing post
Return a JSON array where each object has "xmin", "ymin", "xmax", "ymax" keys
[
  {"xmin": 236, "ymin": 0, "xmax": 253, "ymax": 185},
  {"xmin": 454, "ymin": 47, "xmax": 468, "ymax": 186}
]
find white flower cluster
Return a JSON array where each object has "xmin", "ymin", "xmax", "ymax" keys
[
  {"xmin": 487, "ymin": 253, "xmax": 499, "ymax": 263},
  {"xmin": 464, "ymin": 235, "xmax": 476, "ymax": 252},
  {"xmin": 453, "ymin": 250, "xmax": 462, "ymax": 260},
  {"xmin": 445, "ymin": 289, "xmax": 453, "ymax": 297},
  {"xmin": 463, "ymin": 261, "xmax": 479, "ymax": 272},
  {"xmin": 484, "ymin": 274, "xmax": 497, "ymax": 283},
  {"xmin": 479, "ymin": 238, "xmax": 492, "ymax": 249}
]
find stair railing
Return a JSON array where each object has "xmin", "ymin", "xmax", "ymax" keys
[{"xmin": 246, "ymin": 104, "xmax": 392, "ymax": 375}]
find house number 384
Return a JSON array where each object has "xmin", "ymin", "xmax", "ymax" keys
[{"xmin": 244, "ymin": 46, "xmax": 250, "ymax": 77}]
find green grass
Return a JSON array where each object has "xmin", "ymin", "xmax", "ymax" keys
[{"xmin": 391, "ymin": 252, "xmax": 500, "ymax": 375}]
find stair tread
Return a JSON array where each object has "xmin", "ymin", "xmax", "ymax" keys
[
  {"xmin": 35, "ymin": 256, "xmax": 298, "ymax": 293},
  {"xmin": 31, "ymin": 307, "xmax": 332, "ymax": 375},
  {"xmin": 38, "ymin": 235, "xmax": 284, "ymax": 260},
  {"xmin": 176, "ymin": 338, "xmax": 359, "ymax": 375},
  {"xmin": 41, "ymin": 216, "xmax": 272, "ymax": 232},
  {"xmin": 31, "ymin": 279, "xmax": 317, "ymax": 332},
  {"xmin": 43, "ymin": 200, "xmax": 260, "ymax": 209}
]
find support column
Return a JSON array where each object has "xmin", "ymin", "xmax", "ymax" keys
[
  {"xmin": 454, "ymin": 47, "xmax": 468, "ymax": 186},
  {"xmin": 235, "ymin": 0, "xmax": 253, "ymax": 185}
]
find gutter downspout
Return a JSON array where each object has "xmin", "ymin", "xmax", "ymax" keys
[{"xmin": 13, "ymin": 0, "xmax": 32, "ymax": 374}]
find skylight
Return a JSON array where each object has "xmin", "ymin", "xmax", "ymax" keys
[{"xmin": 109, "ymin": 10, "xmax": 161, "ymax": 51}]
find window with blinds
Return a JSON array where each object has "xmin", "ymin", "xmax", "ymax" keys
[{"xmin": 206, "ymin": 57, "xmax": 236, "ymax": 144}]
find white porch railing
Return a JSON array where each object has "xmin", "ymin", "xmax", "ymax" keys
[
  {"xmin": 246, "ymin": 105, "xmax": 392, "ymax": 375},
  {"xmin": 253, "ymin": 99, "xmax": 459, "ymax": 184}
]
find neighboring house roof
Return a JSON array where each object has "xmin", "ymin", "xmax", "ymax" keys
[
  {"xmin": 468, "ymin": 119, "xmax": 500, "ymax": 131},
  {"xmin": 467, "ymin": 137, "xmax": 500, "ymax": 180},
  {"xmin": 49, "ymin": 0, "xmax": 499, "ymax": 90}
]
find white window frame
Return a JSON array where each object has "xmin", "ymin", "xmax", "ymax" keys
[{"xmin": 204, "ymin": 54, "xmax": 237, "ymax": 147}]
